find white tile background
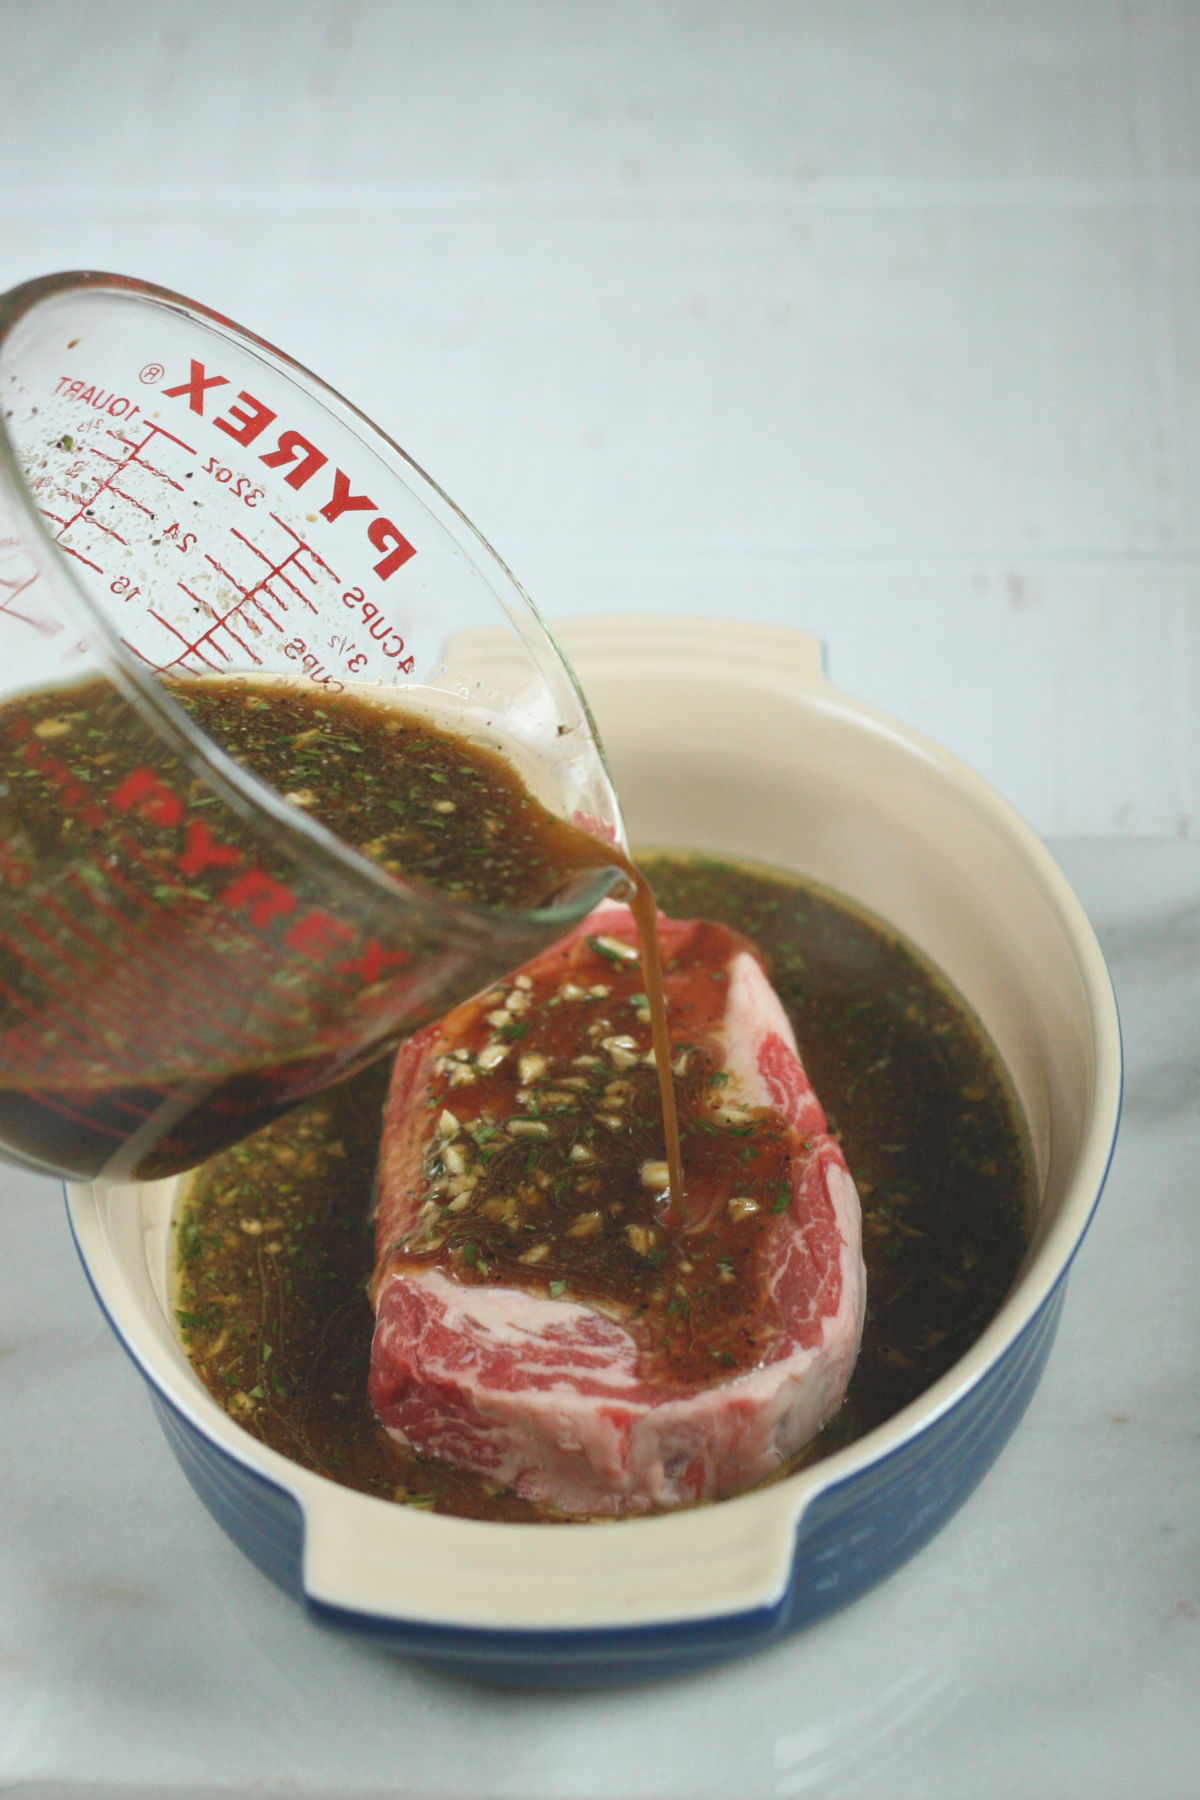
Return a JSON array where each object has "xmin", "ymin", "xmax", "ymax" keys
[{"xmin": 2, "ymin": 0, "xmax": 1196, "ymax": 835}]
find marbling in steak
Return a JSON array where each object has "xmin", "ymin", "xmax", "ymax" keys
[{"xmin": 368, "ymin": 901, "xmax": 866, "ymax": 1514}]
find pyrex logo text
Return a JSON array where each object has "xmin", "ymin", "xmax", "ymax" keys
[{"xmin": 162, "ymin": 359, "xmax": 417, "ymax": 584}]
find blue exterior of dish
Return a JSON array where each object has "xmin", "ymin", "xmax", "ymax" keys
[{"xmin": 137, "ymin": 1277, "xmax": 1067, "ymax": 1687}]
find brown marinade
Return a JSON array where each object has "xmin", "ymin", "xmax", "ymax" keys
[
  {"xmin": 173, "ymin": 853, "xmax": 1035, "ymax": 1521},
  {"xmin": 0, "ymin": 675, "xmax": 614, "ymax": 1179},
  {"xmin": 169, "ymin": 678, "xmax": 593, "ymax": 911}
]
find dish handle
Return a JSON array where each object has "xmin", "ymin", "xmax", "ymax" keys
[{"xmin": 551, "ymin": 615, "xmax": 831, "ymax": 700}]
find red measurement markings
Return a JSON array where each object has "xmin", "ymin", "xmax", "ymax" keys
[
  {"xmin": 65, "ymin": 864, "xmax": 316, "ymax": 1058},
  {"xmin": 0, "ymin": 922, "xmax": 97, "ymax": 1015},
  {"xmin": 0, "ymin": 838, "xmax": 31, "ymax": 890},
  {"xmin": 38, "ymin": 881, "xmax": 274, "ymax": 1090},
  {"xmin": 70, "ymin": 853, "xmax": 326, "ymax": 1040},
  {"xmin": 0, "ymin": 907, "xmax": 151, "ymax": 1130},
  {"xmin": 0, "ymin": 1072, "xmax": 130, "ymax": 1146},
  {"xmin": 0, "ymin": 865, "xmax": 327, "ymax": 1101},
  {"xmin": 0, "ymin": 748, "xmax": 338, "ymax": 1080},
  {"xmin": 0, "ymin": 712, "xmax": 414, "ymax": 1131},
  {"xmin": 0, "ymin": 932, "xmax": 152, "ymax": 1138},
  {"xmin": 10, "ymin": 724, "xmax": 350, "ymax": 980},
  {"xmin": 0, "ymin": 538, "xmax": 55, "ymax": 636},
  {"xmin": 136, "ymin": 512, "xmax": 339, "ymax": 677},
  {"xmin": 0, "ymin": 739, "xmax": 285, "ymax": 1112},
  {"xmin": 0, "ymin": 920, "xmax": 154, "ymax": 1125},
  {"xmin": 168, "ymin": 580, "xmax": 257, "ymax": 670},
  {"xmin": 37, "ymin": 421, "xmax": 195, "ymax": 575},
  {"xmin": 228, "ymin": 513, "xmax": 334, "ymax": 615},
  {"xmin": 5, "ymin": 834, "xmax": 366, "ymax": 1070}
]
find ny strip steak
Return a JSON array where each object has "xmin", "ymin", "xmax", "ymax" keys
[{"xmin": 368, "ymin": 900, "xmax": 866, "ymax": 1514}]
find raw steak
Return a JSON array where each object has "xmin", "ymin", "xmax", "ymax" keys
[{"xmin": 368, "ymin": 899, "xmax": 865, "ymax": 1514}]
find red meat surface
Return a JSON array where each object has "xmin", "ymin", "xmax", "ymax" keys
[{"xmin": 369, "ymin": 900, "xmax": 865, "ymax": 1514}]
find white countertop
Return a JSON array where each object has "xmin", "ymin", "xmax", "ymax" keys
[{"xmin": 2, "ymin": 837, "xmax": 1197, "ymax": 1799}]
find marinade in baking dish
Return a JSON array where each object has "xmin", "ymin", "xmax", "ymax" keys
[{"xmin": 172, "ymin": 853, "xmax": 1034, "ymax": 1520}]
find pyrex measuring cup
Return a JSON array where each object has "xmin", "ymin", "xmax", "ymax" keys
[{"xmin": 0, "ymin": 271, "xmax": 624, "ymax": 1183}]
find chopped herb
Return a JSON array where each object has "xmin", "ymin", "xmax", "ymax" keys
[{"xmin": 586, "ymin": 934, "xmax": 639, "ymax": 969}]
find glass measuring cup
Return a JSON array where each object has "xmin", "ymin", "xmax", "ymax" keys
[{"xmin": 0, "ymin": 271, "xmax": 625, "ymax": 1183}]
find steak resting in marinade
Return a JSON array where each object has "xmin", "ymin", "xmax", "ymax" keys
[{"xmin": 368, "ymin": 899, "xmax": 866, "ymax": 1515}]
